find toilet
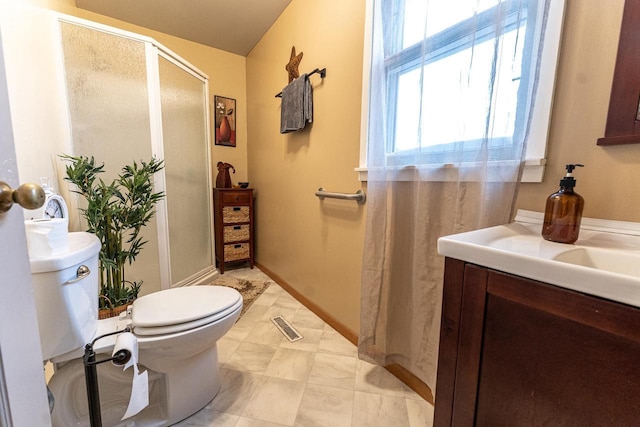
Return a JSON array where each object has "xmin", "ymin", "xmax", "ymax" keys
[{"xmin": 29, "ymin": 232, "xmax": 242, "ymax": 426}]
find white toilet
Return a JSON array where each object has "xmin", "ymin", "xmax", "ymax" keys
[{"xmin": 29, "ymin": 231, "xmax": 242, "ymax": 426}]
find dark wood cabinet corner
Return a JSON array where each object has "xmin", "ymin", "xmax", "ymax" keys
[
  {"xmin": 598, "ymin": 0, "xmax": 640, "ymax": 146},
  {"xmin": 434, "ymin": 257, "xmax": 640, "ymax": 426}
]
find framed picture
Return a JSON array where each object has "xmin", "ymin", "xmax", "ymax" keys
[{"xmin": 214, "ymin": 95, "xmax": 236, "ymax": 147}]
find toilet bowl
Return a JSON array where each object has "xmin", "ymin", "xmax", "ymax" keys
[{"xmin": 30, "ymin": 232, "xmax": 242, "ymax": 426}]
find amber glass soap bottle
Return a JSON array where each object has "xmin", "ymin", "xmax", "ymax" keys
[{"xmin": 542, "ymin": 164, "xmax": 585, "ymax": 244}]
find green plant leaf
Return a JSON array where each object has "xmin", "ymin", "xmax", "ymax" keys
[{"xmin": 61, "ymin": 154, "xmax": 165, "ymax": 309}]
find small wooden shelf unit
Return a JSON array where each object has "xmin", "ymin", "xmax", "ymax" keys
[{"xmin": 213, "ymin": 188, "xmax": 254, "ymax": 273}]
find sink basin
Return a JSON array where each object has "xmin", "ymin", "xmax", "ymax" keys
[
  {"xmin": 438, "ymin": 210, "xmax": 640, "ymax": 308},
  {"xmin": 553, "ymin": 247, "xmax": 640, "ymax": 277}
]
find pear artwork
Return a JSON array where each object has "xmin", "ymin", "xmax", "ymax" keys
[{"xmin": 220, "ymin": 109, "xmax": 233, "ymax": 142}]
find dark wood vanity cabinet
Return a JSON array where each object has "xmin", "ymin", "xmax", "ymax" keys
[
  {"xmin": 434, "ymin": 257, "xmax": 640, "ymax": 426},
  {"xmin": 213, "ymin": 188, "xmax": 254, "ymax": 273}
]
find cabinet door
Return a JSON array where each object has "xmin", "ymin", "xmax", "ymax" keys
[
  {"xmin": 476, "ymin": 271, "xmax": 640, "ymax": 426},
  {"xmin": 436, "ymin": 259, "xmax": 640, "ymax": 427}
]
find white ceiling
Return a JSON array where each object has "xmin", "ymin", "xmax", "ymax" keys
[{"xmin": 74, "ymin": 0, "xmax": 292, "ymax": 56}]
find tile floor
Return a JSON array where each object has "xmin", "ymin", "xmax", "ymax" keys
[{"xmin": 174, "ymin": 267, "xmax": 435, "ymax": 427}]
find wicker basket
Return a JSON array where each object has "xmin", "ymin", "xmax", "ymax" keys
[
  {"xmin": 222, "ymin": 206, "xmax": 249, "ymax": 223},
  {"xmin": 224, "ymin": 243, "xmax": 250, "ymax": 261},
  {"xmin": 98, "ymin": 303, "xmax": 129, "ymax": 320},
  {"xmin": 224, "ymin": 224, "xmax": 250, "ymax": 242}
]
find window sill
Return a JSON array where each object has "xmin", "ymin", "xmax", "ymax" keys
[{"xmin": 355, "ymin": 158, "xmax": 546, "ymax": 183}]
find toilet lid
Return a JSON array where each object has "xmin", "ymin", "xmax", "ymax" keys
[{"xmin": 132, "ymin": 286, "xmax": 242, "ymax": 329}]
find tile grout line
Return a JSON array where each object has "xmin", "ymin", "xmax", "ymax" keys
[{"xmin": 209, "ymin": 267, "xmax": 429, "ymax": 426}]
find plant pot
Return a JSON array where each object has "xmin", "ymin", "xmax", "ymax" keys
[{"xmin": 98, "ymin": 303, "xmax": 129, "ymax": 320}]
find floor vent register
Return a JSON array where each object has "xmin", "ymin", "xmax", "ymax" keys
[{"xmin": 270, "ymin": 316, "xmax": 303, "ymax": 342}]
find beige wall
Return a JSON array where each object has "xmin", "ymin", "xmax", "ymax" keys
[
  {"xmin": 246, "ymin": 0, "xmax": 367, "ymax": 332},
  {"xmin": 13, "ymin": 0, "xmax": 637, "ymax": 335},
  {"xmin": 246, "ymin": 0, "xmax": 640, "ymax": 334},
  {"xmin": 516, "ymin": 0, "xmax": 640, "ymax": 221},
  {"xmin": 28, "ymin": 0, "xmax": 249, "ymax": 184}
]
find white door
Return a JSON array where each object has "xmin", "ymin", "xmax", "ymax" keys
[{"xmin": 0, "ymin": 26, "xmax": 52, "ymax": 426}]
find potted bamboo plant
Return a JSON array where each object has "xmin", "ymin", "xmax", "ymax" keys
[{"xmin": 61, "ymin": 154, "xmax": 165, "ymax": 318}]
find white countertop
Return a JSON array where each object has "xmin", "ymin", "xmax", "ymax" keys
[{"xmin": 437, "ymin": 210, "xmax": 640, "ymax": 308}]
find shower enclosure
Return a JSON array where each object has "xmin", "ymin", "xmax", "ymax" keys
[
  {"xmin": 58, "ymin": 17, "xmax": 215, "ymax": 292},
  {"xmin": 2, "ymin": 7, "xmax": 215, "ymax": 293}
]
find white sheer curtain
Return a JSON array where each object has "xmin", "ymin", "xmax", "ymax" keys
[{"xmin": 358, "ymin": 0, "xmax": 551, "ymax": 392}]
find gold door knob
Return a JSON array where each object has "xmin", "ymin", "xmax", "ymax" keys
[{"xmin": 0, "ymin": 181, "xmax": 45, "ymax": 214}]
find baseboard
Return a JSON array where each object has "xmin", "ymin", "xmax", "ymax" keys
[
  {"xmin": 255, "ymin": 261, "xmax": 434, "ymax": 405},
  {"xmin": 385, "ymin": 364, "xmax": 434, "ymax": 404},
  {"xmin": 255, "ymin": 262, "xmax": 358, "ymax": 343}
]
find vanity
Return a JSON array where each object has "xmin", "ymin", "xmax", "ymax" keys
[{"xmin": 434, "ymin": 210, "xmax": 640, "ymax": 426}]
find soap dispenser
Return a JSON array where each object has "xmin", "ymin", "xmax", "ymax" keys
[{"xmin": 542, "ymin": 164, "xmax": 584, "ymax": 244}]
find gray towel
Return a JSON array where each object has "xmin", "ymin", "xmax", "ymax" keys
[{"xmin": 280, "ymin": 74, "xmax": 313, "ymax": 133}]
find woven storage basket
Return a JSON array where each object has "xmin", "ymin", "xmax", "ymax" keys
[
  {"xmin": 224, "ymin": 224, "xmax": 250, "ymax": 242},
  {"xmin": 223, "ymin": 206, "xmax": 249, "ymax": 223},
  {"xmin": 98, "ymin": 303, "xmax": 129, "ymax": 320},
  {"xmin": 224, "ymin": 243, "xmax": 250, "ymax": 261}
]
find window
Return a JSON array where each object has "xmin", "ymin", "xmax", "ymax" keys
[{"xmin": 358, "ymin": 0, "xmax": 565, "ymax": 182}]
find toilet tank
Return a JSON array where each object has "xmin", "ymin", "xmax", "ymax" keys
[{"xmin": 29, "ymin": 232, "xmax": 101, "ymax": 361}]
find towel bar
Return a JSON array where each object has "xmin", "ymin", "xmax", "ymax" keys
[
  {"xmin": 275, "ymin": 68, "xmax": 327, "ymax": 98},
  {"xmin": 315, "ymin": 187, "xmax": 366, "ymax": 205}
]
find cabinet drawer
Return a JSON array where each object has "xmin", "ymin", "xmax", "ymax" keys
[
  {"xmin": 224, "ymin": 243, "xmax": 250, "ymax": 262},
  {"xmin": 224, "ymin": 224, "xmax": 250, "ymax": 242},
  {"xmin": 222, "ymin": 191, "xmax": 251, "ymax": 205},
  {"xmin": 222, "ymin": 206, "xmax": 249, "ymax": 223}
]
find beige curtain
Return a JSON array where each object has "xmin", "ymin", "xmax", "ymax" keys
[{"xmin": 358, "ymin": 0, "xmax": 552, "ymax": 392}]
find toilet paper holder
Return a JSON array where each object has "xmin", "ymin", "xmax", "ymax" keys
[{"xmin": 82, "ymin": 327, "xmax": 132, "ymax": 427}]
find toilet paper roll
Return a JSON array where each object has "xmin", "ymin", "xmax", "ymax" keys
[
  {"xmin": 112, "ymin": 332, "xmax": 137, "ymax": 370},
  {"xmin": 24, "ymin": 218, "xmax": 69, "ymax": 258},
  {"xmin": 112, "ymin": 332, "xmax": 149, "ymax": 420}
]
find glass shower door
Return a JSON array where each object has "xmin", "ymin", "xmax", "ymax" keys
[{"xmin": 158, "ymin": 54, "xmax": 213, "ymax": 285}]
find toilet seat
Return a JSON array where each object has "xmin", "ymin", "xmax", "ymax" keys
[
  {"xmin": 49, "ymin": 285, "xmax": 243, "ymax": 426},
  {"xmin": 132, "ymin": 286, "xmax": 242, "ymax": 336}
]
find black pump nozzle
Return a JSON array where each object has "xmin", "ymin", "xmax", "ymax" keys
[
  {"xmin": 565, "ymin": 164, "xmax": 584, "ymax": 174},
  {"xmin": 560, "ymin": 164, "xmax": 584, "ymax": 189}
]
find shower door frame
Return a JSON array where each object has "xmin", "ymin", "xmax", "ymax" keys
[{"xmin": 56, "ymin": 14, "xmax": 216, "ymax": 291}]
